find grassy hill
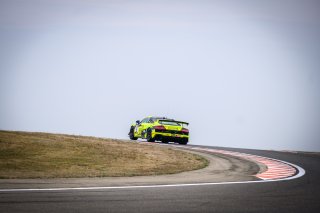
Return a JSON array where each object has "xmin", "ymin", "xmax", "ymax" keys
[{"xmin": 0, "ymin": 130, "xmax": 208, "ymax": 178}]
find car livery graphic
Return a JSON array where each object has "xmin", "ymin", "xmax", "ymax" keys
[{"xmin": 128, "ymin": 116, "xmax": 189, "ymax": 145}]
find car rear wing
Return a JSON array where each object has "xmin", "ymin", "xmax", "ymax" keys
[{"xmin": 158, "ymin": 119, "xmax": 189, "ymax": 126}]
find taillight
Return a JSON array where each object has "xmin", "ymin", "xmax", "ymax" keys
[
  {"xmin": 154, "ymin": 125, "xmax": 166, "ymax": 131},
  {"xmin": 182, "ymin": 128, "xmax": 189, "ymax": 133}
]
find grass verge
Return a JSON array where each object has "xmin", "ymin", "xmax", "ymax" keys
[{"xmin": 0, "ymin": 130, "xmax": 208, "ymax": 178}]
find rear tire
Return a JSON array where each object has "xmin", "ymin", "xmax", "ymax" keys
[
  {"xmin": 146, "ymin": 129, "xmax": 155, "ymax": 142},
  {"xmin": 161, "ymin": 140, "xmax": 169, "ymax": 144},
  {"xmin": 178, "ymin": 139, "xmax": 188, "ymax": 145}
]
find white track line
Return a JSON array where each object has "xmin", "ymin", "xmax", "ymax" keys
[{"xmin": 0, "ymin": 145, "xmax": 305, "ymax": 192}]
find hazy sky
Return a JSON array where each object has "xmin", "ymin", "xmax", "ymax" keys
[{"xmin": 1, "ymin": 0, "xmax": 320, "ymax": 151}]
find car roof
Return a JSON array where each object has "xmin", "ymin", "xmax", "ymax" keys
[{"xmin": 151, "ymin": 116, "xmax": 169, "ymax": 120}]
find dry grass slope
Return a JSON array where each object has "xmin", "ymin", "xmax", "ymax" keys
[{"xmin": 0, "ymin": 130, "xmax": 208, "ymax": 178}]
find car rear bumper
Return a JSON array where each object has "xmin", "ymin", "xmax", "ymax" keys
[{"xmin": 152, "ymin": 132, "xmax": 188, "ymax": 142}]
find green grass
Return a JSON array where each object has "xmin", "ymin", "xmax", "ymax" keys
[{"xmin": 0, "ymin": 130, "xmax": 208, "ymax": 178}]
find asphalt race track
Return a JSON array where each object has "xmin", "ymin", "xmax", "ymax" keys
[{"xmin": 0, "ymin": 144, "xmax": 319, "ymax": 213}]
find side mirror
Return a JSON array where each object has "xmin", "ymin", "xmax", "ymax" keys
[{"xmin": 136, "ymin": 120, "xmax": 140, "ymax": 124}]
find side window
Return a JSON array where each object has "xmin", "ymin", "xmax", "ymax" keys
[
  {"xmin": 141, "ymin": 118, "xmax": 148, "ymax": 123},
  {"xmin": 150, "ymin": 118, "xmax": 156, "ymax": 123}
]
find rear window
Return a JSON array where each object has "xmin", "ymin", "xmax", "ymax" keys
[{"xmin": 158, "ymin": 121, "xmax": 181, "ymax": 126}]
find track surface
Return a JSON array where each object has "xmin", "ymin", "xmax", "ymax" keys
[{"xmin": 0, "ymin": 144, "xmax": 319, "ymax": 213}]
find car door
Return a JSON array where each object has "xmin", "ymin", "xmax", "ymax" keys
[{"xmin": 136, "ymin": 118, "xmax": 149, "ymax": 137}]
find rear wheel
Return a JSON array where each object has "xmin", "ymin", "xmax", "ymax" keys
[
  {"xmin": 161, "ymin": 139, "xmax": 169, "ymax": 144},
  {"xmin": 146, "ymin": 129, "xmax": 155, "ymax": 142},
  {"xmin": 178, "ymin": 139, "xmax": 188, "ymax": 145}
]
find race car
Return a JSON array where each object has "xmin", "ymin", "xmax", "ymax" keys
[{"xmin": 128, "ymin": 116, "xmax": 189, "ymax": 145}]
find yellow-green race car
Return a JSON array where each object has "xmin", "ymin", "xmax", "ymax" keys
[{"xmin": 128, "ymin": 116, "xmax": 189, "ymax": 145}]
